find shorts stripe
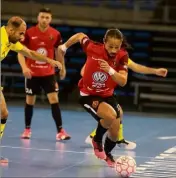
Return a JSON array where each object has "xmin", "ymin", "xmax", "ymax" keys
[{"xmin": 83, "ymin": 104, "xmax": 97, "ymax": 115}]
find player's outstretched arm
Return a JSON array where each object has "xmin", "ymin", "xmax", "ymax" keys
[
  {"xmin": 128, "ymin": 59, "xmax": 168, "ymax": 77},
  {"xmin": 18, "ymin": 53, "xmax": 27, "ymax": 69},
  {"xmin": 56, "ymin": 47, "xmax": 66, "ymax": 80},
  {"xmin": 59, "ymin": 33, "xmax": 88, "ymax": 53},
  {"xmin": 19, "ymin": 46, "xmax": 62, "ymax": 69}
]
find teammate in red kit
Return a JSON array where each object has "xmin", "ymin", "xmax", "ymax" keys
[
  {"xmin": 18, "ymin": 8, "xmax": 70, "ymax": 141},
  {"xmin": 59, "ymin": 29, "xmax": 128, "ymax": 167}
]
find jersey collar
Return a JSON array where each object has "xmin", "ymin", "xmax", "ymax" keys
[{"xmin": 36, "ymin": 25, "xmax": 50, "ymax": 33}]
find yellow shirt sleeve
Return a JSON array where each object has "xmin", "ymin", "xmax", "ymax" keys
[
  {"xmin": 128, "ymin": 58, "xmax": 132, "ymax": 66},
  {"xmin": 10, "ymin": 42, "xmax": 24, "ymax": 52}
]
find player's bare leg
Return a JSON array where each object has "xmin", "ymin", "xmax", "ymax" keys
[
  {"xmin": 47, "ymin": 92, "xmax": 70, "ymax": 140},
  {"xmin": 21, "ymin": 95, "xmax": 36, "ymax": 139},
  {"xmin": 92, "ymin": 102, "xmax": 118, "ymax": 161},
  {"xmin": 0, "ymin": 90, "xmax": 9, "ymax": 164}
]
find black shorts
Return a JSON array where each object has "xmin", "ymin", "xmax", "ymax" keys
[
  {"xmin": 79, "ymin": 95, "xmax": 120, "ymax": 122},
  {"xmin": 25, "ymin": 75, "xmax": 58, "ymax": 95}
]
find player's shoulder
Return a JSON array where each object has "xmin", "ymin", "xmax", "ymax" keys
[
  {"xmin": 0, "ymin": 26, "xmax": 4, "ymax": 31},
  {"xmin": 86, "ymin": 40, "xmax": 103, "ymax": 54},
  {"xmin": 27, "ymin": 26, "xmax": 36, "ymax": 31},
  {"xmin": 49, "ymin": 26, "xmax": 61, "ymax": 35},
  {"xmin": 89, "ymin": 40, "xmax": 103, "ymax": 48},
  {"xmin": 26, "ymin": 26, "xmax": 37, "ymax": 34},
  {"xmin": 1, "ymin": 26, "xmax": 7, "ymax": 38},
  {"xmin": 115, "ymin": 48, "xmax": 128, "ymax": 62},
  {"xmin": 118, "ymin": 48, "xmax": 128, "ymax": 57},
  {"xmin": 0, "ymin": 26, "xmax": 5, "ymax": 30},
  {"xmin": 0, "ymin": 26, "xmax": 6, "ymax": 36}
]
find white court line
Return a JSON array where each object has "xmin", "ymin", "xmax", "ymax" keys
[
  {"xmin": 41, "ymin": 159, "xmax": 87, "ymax": 178},
  {"xmin": 1, "ymin": 145, "xmax": 154, "ymax": 159},
  {"xmin": 1, "ymin": 145, "xmax": 93, "ymax": 155},
  {"xmin": 132, "ymin": 146, "xmax": 176, "ymax": 177}
]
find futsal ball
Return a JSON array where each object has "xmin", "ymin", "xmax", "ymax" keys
[{"xmin": 115, "ymin": 156, "xmax": 136, "ymax": 178}]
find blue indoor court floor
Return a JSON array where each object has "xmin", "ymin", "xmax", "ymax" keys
[{"xmin": 1, "ymin": 106, "xmax": 176, "ymax": 177}]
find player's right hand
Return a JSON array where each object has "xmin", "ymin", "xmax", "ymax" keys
[
  {"xmin": 155, "ymin": 68, "xmax": 168, "ymax": 77},
  {"xmin": 58, "ymin": 45, "xmax": 66, "ymax": 55},
  {"xmin": 22, "ymin": 67, "xmax": 33, "ymax": 79},
  {"xmin": 49, "ymin": 60, "xmax": 62, "ymax": 70}
]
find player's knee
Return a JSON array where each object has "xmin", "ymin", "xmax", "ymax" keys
[
  {"xmin": 26, "ymin": 95, "xmax": 36, "ymax": 105},
  {"xmin": 110, "ymin": 112, "xmax": 117, "ymax": 122},
  {"xmin": 1, "ymin": 108, "xmax": 8, "ymax": 119},
  {"xmin": 47, "ymin": 92, "xmax": 58, "ymax": 104},
  {"xmin": 98, "ymin": 102, "xmax": 117, "ymax": 126},
  {"xmin": 105, "ymin": 111, "xmax": 117, "ymax": 127}
]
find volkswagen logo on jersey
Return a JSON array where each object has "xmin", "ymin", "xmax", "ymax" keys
[
  {"xmin": 36, "ymin": 47, "xmax": 47, "ymax": 56},
  {"xmin": 35, "ymin": 48, "xmax": 48, "ymax": 64},
  {"xmin": 92, "ymin": 72, "xmax": 108, "ymax": 83}
]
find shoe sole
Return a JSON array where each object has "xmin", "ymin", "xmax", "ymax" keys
[{"xmin": 117, "ymin": 142, "xmax": 137, "ymax": 150}]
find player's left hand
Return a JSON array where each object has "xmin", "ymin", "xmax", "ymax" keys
[
  {"xmin": 98, "ymin": 59, "xmax": 110, "ymax": 73},
  {"xmin": 155, "ymin": 68, "xmax": 168, "ymax": 77},
  {"xmin": 60, "ymin": 65, "xmax": 66, "ymax": 80},
  {"xmin": 49, "ymin": 60, "xmax": 62, "ymax": 69}
]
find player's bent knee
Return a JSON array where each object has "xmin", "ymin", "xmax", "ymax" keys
[
  {"xmin": 26, "ymin": 95, "xmax": 36, "ymax": 105},
  {"xmin": 97, "ymin": 102, "xmax": 117, "ymax": 127},
  {"xmin": 47, "ymin": 92, "xmax": 59, "ymax": 104}
]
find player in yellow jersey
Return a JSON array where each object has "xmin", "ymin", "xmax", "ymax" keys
[
  {"xmin": 82, "ymin": 58, "xmax": 168, "ymax": 149},
  {"xmin": 0, "ymin": 16, "xmax": 62, "ymax": 164}
]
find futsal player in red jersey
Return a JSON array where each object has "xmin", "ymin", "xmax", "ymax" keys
[
  {"xmin": 18, "ymin": 8, "xmax": 70, "ymax": 141},
  {"xmin": 59, "ymin": 29, "xmax": 128, "ymax": 167}
]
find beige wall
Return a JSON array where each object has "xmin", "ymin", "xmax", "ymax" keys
[
  {"xmin": 3, "ymin": 0, "xmax": 176, "ymax": 32},
  {"xmin": 1, "ymin": 0, "xmax": 153, "ymax": 24}
]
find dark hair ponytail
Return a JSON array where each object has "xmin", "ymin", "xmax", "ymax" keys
[{"xmin": 121, "ymin": 36, "xmax": 133, "ymax": 50}]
